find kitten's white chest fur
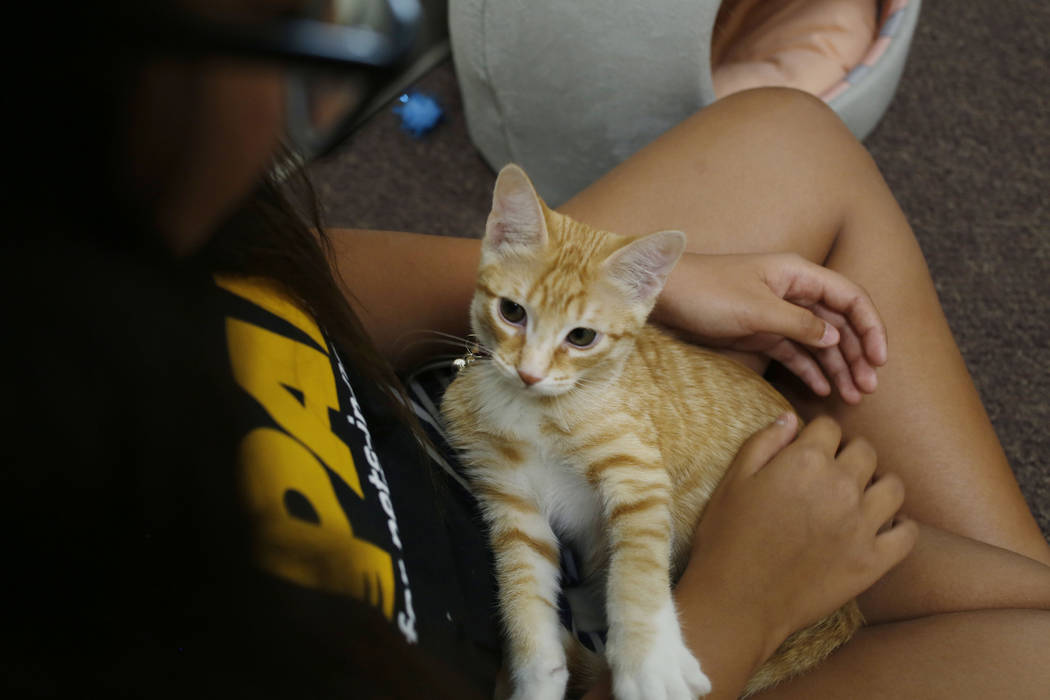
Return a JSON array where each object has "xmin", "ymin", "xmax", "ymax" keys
[
  {"xmin": 478, "ymin": 369, "xmax": 608, "ymax": 563},
  {"xmin": 528, "ymin": 449, "xmax": 607, "ymax": 565}
]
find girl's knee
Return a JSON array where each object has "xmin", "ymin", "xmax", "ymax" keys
[
  {"xmin": 712, "ymin": 88, "xmax": 854, "ymax": 141},
  {"xmin": 697, "ymin": 87, "xmax": 876, "ymax": 181}
]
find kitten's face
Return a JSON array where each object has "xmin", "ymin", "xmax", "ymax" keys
[
  {"xmin": 471, "ymin": 165, "xmax": 685, "ymax": 398},
  {"xmin": 471, "ymin": 255, "xmax": 637, "ymax": 397}
]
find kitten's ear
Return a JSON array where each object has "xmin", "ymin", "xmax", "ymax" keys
[
  {"xmin": 602, "ymin": 230, "xmax": 686, "ymax": 305},
  {"xmin": 484, "ymin": 164, "xmax": 549, "ymax": 255}
]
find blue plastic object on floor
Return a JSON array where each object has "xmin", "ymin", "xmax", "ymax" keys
[{"xmin": 394, "ymin": 91, "xmax": 444, "ymax": 138}]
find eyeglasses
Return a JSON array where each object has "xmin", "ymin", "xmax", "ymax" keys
[{"xmin": 123, "ymin": 0, "xmax": 422, "ymax": 159}]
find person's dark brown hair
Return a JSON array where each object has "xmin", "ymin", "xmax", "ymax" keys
[{"xmin": 2, "ymin": 2, "xmax": 477, "ymax": 697}]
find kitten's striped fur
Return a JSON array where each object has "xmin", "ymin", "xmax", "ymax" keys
[{"xmin": 441, "ymin": 165, "xmax": 861, "ymax": 699}]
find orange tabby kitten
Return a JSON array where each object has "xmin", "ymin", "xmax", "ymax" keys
[{"xmin": 441, "ymin": 164, "xmax": 862, "ymax": 699}]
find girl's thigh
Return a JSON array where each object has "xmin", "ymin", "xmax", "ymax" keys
[{"xmin": 560, "ymin": 87, "xmax": 1050, "ymax": 565}]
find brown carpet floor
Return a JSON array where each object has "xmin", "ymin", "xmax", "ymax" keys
[{"xmin": 310, "ymin": 0, "xmax": 1050, "ymax": 539}]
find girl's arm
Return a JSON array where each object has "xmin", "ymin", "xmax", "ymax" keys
[{"xmin": 327, "ymin": 228, "xmax": 481, "ymax": 369}]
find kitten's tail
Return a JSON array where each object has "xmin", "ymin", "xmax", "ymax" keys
[{"xmin": 743, "ymin": 600, "xmax": 865, "ymax": 697}]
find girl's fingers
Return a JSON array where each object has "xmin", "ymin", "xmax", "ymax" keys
[
  {"xmin": 731, "ymin": 411, "xmax": 801, "ymax": 479},
  {"xmin": 816, "ymin": 344, "xmax": 863, "ymax": 404},
  {"xmin": 780, "ymin": 256, "xmax": 887, "ymax": 366},
  {"xmin": 862, "ymin": 473, "xmax": 907, "ymax": 532},
  {"xmin": 751, "ymin": 298, "xmax": 835, "ymax": 348},
  {"xmin": 792, "ymin": 414, "xmax": 843, "ymax": 453},
  {"xmin": 765, "ymin": 339, "xmax": 832, "ymax": 396},
  {"xmin": 872, "ymin": 516, "xmax": 919, "ymax": 570},
  {"xmin": 813, "ymin": 304, "xmax": 878, "ymax": 393},
  {"xmin": 756, "ymin": 292, "xmax": 877, "ymax": 401},
  {"xmin": 836, "ymin": 437, "xmax": 879, "ymax": 489}
]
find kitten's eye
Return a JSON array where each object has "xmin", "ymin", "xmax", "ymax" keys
[
  {"xmin": 566, "ymin": 327, "xmax": 598, "ymax": 348},
  {"xmin": 498, "ymin": 298, "xmax": 526, "ymax": 325}
]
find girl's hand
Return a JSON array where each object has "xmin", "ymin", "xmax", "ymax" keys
[
  {"xmin": 656, "ymin": 252, "xmax": 887, "ymax": 404},
  {"xmin": 676, "ymin": 414, "xmax": 917, "ymax": 670}
]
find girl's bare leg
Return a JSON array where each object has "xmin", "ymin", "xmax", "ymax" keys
[
  {"xmin": 560, "ymin": 87, "xmax": 1049, "ymax": 565},
  {"xmin": 560, "ymin": 88, "xmax": 1050, "ymax": 696},
  {"xmin": 757, "ymin": 609, "xmax": 1050, "ymax": 699}
]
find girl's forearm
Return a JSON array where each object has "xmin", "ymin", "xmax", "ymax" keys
[
  {"xmin": 670, "ymin": 563, "xmax": 775, "ymax": 700},
  {"xmin": 327, "ymin": 228, "xmax": 482, "ymax": 368}
]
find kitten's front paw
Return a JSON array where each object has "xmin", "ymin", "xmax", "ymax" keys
[
  {"xmin": 615, "ymin": 644, "xmax": 711, "ymax": 700},
  {"xmin": 509, "ymin": 658, "xmax": 569, "ymax": 700},
  {"xmin": 609, "ymin": 602, "xmax": 712, "ymax": 700}
]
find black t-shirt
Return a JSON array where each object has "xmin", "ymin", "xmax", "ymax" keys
[
  {"xmin": 214, "ymin": 274, "xmax": 502, "ymax": 690},
  {"xmin": 3, "ymin": 236, "xmax": 500, "ymax": 697}
]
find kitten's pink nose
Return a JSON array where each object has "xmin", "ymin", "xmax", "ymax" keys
[{"xmin": 517, "ymin": 369, "xmax": 543, "ymax": 386}]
